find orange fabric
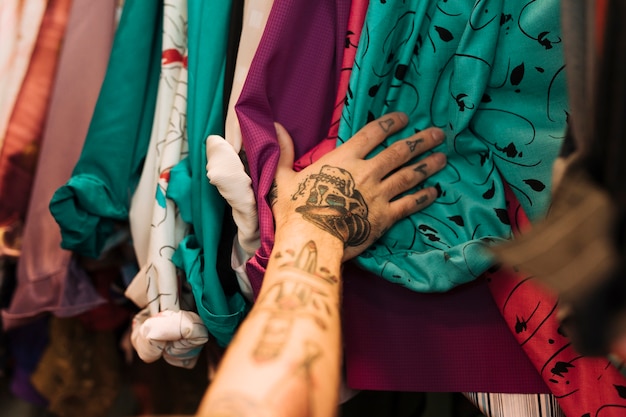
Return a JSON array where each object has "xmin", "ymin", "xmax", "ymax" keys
[
  {"xmin": 0, "ymin": 0, "xmax": 73, "ymax": 256},
  {"xmin": 487, "ymin": 182, "xmax": 626, "ymax": 416}
]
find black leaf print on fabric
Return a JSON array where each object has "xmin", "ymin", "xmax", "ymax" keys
[
  {"xmin": 395, "ymin": 64, "xmax": 408, "ymax": 80},
  {"xmin": 538, "ymin": 31, "xmax": 553, "ymax": 49},
  {"xmin": 510, "ymin": 63, "xmax": 525, "ymax": 86},
  {"xmin": 414, "ymin": 34, "xmax": 423, "ymax": 55},
  {"xmin": 367, "ymin": 111, "xmax": 375, "ymax": 123},
  {"xmin": 481, "ymin": 93, "xmax": 492, "ymax": 103},
  {"xmin": 515, "ymin": 315, "xmax": 528, "ymax": 333},
  {"xmin": 497, "ymin": 142, "xmax": 520, "ymax": 158},
  {"xmin": 482, "ymin": 182, "xmax": 496, "ymax": 199},
  {"xmin": 535, "ymin": 66, "xmax": 545, "ymax": 73},
  {"xmin": 434, "ymin": 26, "xmax": 454, "ymax": 42},
  {"xmin": 418, "ymin": 224, "xmax": 441, "ymax": 242},
  {"xmin": 368, "ymin": 83, "xmax": 381, "ymax": 97},
  {"xmin": 478, "ymin": 151, "xmax": 489, "ymax": 166},
  {"xmin": 494, "ymin": 208, "xmax": 510, "ymax": 225},
  {"xmin": 448, "ymin": 216, "xmax": 464, "ymax": 226},
  {"xmin": 500, "ymin": 13, "xmax": 513, "ymax": 26},
  {"xmin": 551, "ymin": 361, "xmax": 575, "ymax": 378},
  {"xmin": 524, "ymin": 179, "xmax": 546, "ymax": 192},
  {"xmin": 615, "ymin": 384, "xmax": 626, "ymax": 399}
]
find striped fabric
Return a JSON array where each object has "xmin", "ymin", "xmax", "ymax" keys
[{"xmin": 464, "ymin": 393, "xmax": 565, "ymax": 417}]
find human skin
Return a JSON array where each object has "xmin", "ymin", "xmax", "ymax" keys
[{"xmin": 196, "ymin": 112, "xmax": 447, "ymax": 417}]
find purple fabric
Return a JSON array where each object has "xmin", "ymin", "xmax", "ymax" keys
[
  {"xmin": 236, "ymin": 0, "xmax": 547, "ymax": 392},
  {"xmin": 237, "ymin": 0, "xmax": 349, "ymax": 293},
  {"xmin": 342, "ymin": 264, "xmax": 548, "ymax": 393},
  {"xmin": 1, "ymin": 0, "xmax": 117, "ymax": 331}
]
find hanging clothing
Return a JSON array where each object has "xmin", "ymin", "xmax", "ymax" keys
[
  {"xmin": 0, "ymin": 0, "xmax": 47, "ymax": 150},
  {"xmin": 211, "ymin": 0, "xmax": 274, "ymax": 301},
  {"xmin": 1, "ymin": 0, "xmax": 118, "ymax": 331},
  {"xmin": 337, "ymin": 0, "xmax": 567, "ymax": 293},
  {"xmin": 167, "ymin": 0, "xmax": 249, "ymax": 347},
  {"xmin": 49, "ymin": 0, "xmax": 162, "ymax": 259},
  {"xmin": 487, "ymin": 184, "xmax": 626, "ymax": 417},
  {"xmin": 125, "ymin": 0, "xmax": 209, "ymax": 369},
  {"xmin": 0, "ymin": 0, "xmax": 73, "ymax": 258},
  {"xmin": 293, "ymin": 0, "xmax": 369, "ymax": 171},
  {"xmin": 236, "ymin": 0, "xmax": 351, "ymax": 296}
]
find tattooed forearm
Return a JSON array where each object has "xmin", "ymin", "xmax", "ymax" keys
[
  {"xmin": 252, "ymin": 241, "xmax": 336, "ymax": 362},
  {"xmin": 208, "ymin": 341, "xmax": 322, "ymax": 417},
  {"xmin": 378, "ymin": 117, "xmax": 395, "ymax": 133},
  {"xmin": 294, "ymin": 165, "xmax": 371, "ymax": 247}
]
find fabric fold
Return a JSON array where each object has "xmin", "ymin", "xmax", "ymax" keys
[{"xmin": 49, "ymin": 0, "xmax": 163, "ymax": 259}]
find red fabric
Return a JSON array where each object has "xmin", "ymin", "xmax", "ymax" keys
[
  {"xmin": 293, "ymin": 0, "xmax": 369, "ymax": 171},
  {"xmin": 486, "ymin": 183, "xmax": 626, "ymax": 416},
  {"xmin": 597, "ymin": 0, "xmax": 608, "ymax": 54}
]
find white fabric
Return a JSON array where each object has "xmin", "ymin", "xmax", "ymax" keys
[
  {"xmin": 0, "ymin": 0, "xmax": 47, "ymax": 151},
  {"xmin": 206, "ymin": 135, "xmax": 260, "ymax": 301},
  {"xmin": 131, "ymin": 309, "xmax": 209, "ymax": 369},
  {"xmin": 463, "ymin": 392, "xmax": 565, "ymax": 417},
  {"xmin": 127, "ymin": 0, "xmax": 206, "ymax": 368}
]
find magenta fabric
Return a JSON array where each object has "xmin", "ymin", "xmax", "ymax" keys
[
  {"xmin": 342, "ymin": 267, "xmax": 548, "ymax": 393},
  {"xmin": 237, "ymin": 0, "xmax": 350, "ymax": 292},
  {"xmin": 236, "ymin": 0, "xmax": 547, "ymax": 393},
  {"xmin": 1, "ymin": 0, "xmax": 117, "ymax": 331}
]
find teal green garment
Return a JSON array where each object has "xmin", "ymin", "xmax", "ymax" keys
[
  {"xmin": 169, "ymin": 0, "xmax": 249, "ymax": 347},
  {"xmin": 49, "ymin": 0, "xmax": 162, "ymax": 259},
  {"xmin": 338, "ymin": 0, "xmax": 568, "ymax": 292}
]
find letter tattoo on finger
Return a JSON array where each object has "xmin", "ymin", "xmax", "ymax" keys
[
  {"xmin": 378, "ymin": 117, "xmax": 395, "ymax": 133},
  {"xmin": 406, "ymin": 138, "xmax": 423, "ymax": 152},
  {"xmin": 414, "ymin": 163, "xmax": 428, "ymax": 177}
]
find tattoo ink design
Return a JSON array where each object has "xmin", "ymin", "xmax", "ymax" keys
[
  {"xmin": 406, "ymin": 138, "xmax": 423, "ymax": 152},
  {"xmin": 378, "ymin": 117, "xmax": 395, "ymax": 132},
  {"xmin": 416, "ymin": 194, "xmax": 429, "ymax": 205},
  {"xmin": 267, "ymin": 180, "xmax": 278, "ymax": 208},
  {"xmin": 211, "ymin": 341, "xmax": 322, "ymax": 417},
  {"xmin": 253, "ymin": 242, "xmax": 334, "ymax": 362},
  {"xmin": 294, "ymin": 165, "xmax": 371, "ymax": 247},
  {"xmin": 414, "ymin": 162, "xmax": 428, "ymax": 176}
]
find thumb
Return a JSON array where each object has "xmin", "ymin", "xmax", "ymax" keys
[{"xmin": 274, "ymin": 122, "xmax": 295, "ymax": 173}]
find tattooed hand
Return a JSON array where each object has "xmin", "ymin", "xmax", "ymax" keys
[{"xmin": 271, "ymin": 112, "xmax": 447, "ymax": 261}]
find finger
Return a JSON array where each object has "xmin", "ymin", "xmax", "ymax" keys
[
  {"xmin": 381, "ymin": 152, "xmax": 447, "ymax": 199},
  {"xmin": 341, "ymin": 112, "xmax": 409, "ymax": 158},
  {"xmin": 372, "ymin": 127, "xmax": 445, "ymax": 177},
  {"xmin": 274, "ymin": 122, "xmax": 295, "ymax": 174},
  {"xmin": 388, "ymin": 186, "xmax": 439, "ymax": 221}
]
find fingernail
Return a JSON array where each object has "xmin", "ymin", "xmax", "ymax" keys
[{"xmin": 431, "ymin": 129, "xmax": 445, "ymax": 144}]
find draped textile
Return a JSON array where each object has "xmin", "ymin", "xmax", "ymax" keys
[
  {"xmin": 0, "ymin": 0, "xmax": 73, "ymax": 258},
  {"xmin": 49, "ymin": 0, "xmax": 162, "ymax": 259},
  {"xmin": 1, "ymin": 0, "xmax": 117, "ymax": 331}
]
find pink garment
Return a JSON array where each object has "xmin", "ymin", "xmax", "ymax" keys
[
  {"xmin": 1, "ymin": 0, "xmax": 118, "ymax": 331},
  {"xmin": 0, "ymin": 0, "xmax": 73, "ymax": 258},
  {"xmin": 293, "ymin": 0, "xmax": 369, "ymax": 171}
]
